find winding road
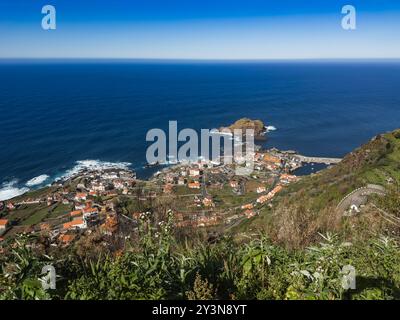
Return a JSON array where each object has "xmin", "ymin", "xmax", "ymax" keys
[{"xmin": 336, "ymin": 184, "xmax": 386, "ymax": 214}]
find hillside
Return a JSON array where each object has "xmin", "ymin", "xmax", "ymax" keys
[
  {"xmin": 1, "ymin": 129, "xmax": 400, "ymax": 300},
  {"xmin": 238, "ymin": 129, "xmax": 400, "ymax": 248}
]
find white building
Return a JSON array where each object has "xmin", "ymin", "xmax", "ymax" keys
[
  {"xmin": 189, "ymin": 168, "xmax": 200, "ymax": 177},
  {"xmin": 257, "ymin": 186, "xmax": 266, "ymax": 194}
]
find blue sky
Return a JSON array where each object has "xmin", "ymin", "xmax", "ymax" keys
[{"xmin": 1, "ymin": 0, "xmax": 400, "ymax": 59}]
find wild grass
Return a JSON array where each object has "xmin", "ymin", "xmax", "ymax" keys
[{"xmin": 1, "ymin": 223, "xmax": 400, "ymax": 300}]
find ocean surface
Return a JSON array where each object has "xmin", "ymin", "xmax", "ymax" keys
[{"xmin": 1, "ymin": 60, "xmax": 400, "ymax": 200}]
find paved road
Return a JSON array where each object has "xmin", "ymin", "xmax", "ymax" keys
[{"xmin": 336, "ymin": 184, "xmax": 386, "ymax": 214}]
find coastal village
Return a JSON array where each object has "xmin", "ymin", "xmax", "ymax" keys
[
  {"xmin": 0, "ymin": 147, "xmax": 313, "ymax": 248},
  {"xmin": 0, "ymin": 117, "xmax": 342, "ymax": 250}
]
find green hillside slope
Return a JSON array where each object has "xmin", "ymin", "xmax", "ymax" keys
[{"xmin": 237, "ymin": 129, "xmax": 400, "ymax": 248}]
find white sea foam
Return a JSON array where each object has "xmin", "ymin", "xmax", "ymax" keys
[
  {"xmin": 211, "ymin": 130, "xmax": 233, "ymax": 136},
  {"xmin": 56, "ymin": 160, "xmax": 132, "ymax": 181},
  {"xmin": 266, "ymin": 126, "xmax": 277, "ymax": 132},
  {"xmin": 0, "ymin": 180, "xmax": 29, "ymax": 201},
  {"xmin": 26, "ymin": 174, "xmax": 50, "ymax": 187}
]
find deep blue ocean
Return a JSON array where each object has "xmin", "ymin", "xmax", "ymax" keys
[{"xmin": 1, "ymin": 60, "xmax": 400, "ymax": 200}]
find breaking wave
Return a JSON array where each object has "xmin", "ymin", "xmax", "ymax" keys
[
  {"xmin": 0, "ymin": 180, "xmax": 29, "ymax": 201},
  {"xmin": 266, "ymin": 125, "xmax": 277, "ymax": 132},
  {"xmin": 0, "ymin": 160, "xmax": 133, "ymax": 201},
  {"xmin": 26, "ymin": 174, "xmax": 50, "ymax": 187},
  {"xmin": 56, "ymin": 160, "xmax": 132, "ymax": 181}
]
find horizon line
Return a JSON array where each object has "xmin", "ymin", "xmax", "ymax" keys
[{"xmin": 1, "ymin": 57, "xmax": 400, "ymax": 63}]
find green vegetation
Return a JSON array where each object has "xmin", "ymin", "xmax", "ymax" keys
[
  {"xmin": 12, "ymin": 187, "xmax": 55, "ymax": 203},
  {"xmin": 21, "ymin": 206, "xmax": 50, "ymax": 225},
  {"xmin": 224, "ymin": 118, "xmax": 266, "ymax": 136},
  {"xmin": 243, "ymin": 129, "xmax": 400, "ymax": 248},
  {"xmin": 174, "ymin": 186, "xmax": 199, "ymax": 196},
  {"xmin": 1, "ymin": 229, "xmax": 400, "ymax": 300},
  {"xmin": 1, "ymin": 129, "xmax": 400, "ymax": 300},
  {"xmin": 210, "ymin": 185, "xmax": 257, "ymax": 208},
  {"xmin": 47, "ymin": 203, "xmax": 72, "ymax": 219},
  {"xmin": 8, "ymin": 203, "xmax": 71, "ymax": 226}
]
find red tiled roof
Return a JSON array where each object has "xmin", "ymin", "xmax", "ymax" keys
[
  {"xmin": 63, "ymin": 219, "xmax": 84, "ymax": 229},
  {"xmin": 59, "ymin": 234, "xmax": 76, "ymax": 244},
  {"xmin": 70, "ymin": 210, "xmax": 82, "ymax": 217},
  {"xmin": 83, "ymin": 207, "xmax": 98, "ymax": 214}
]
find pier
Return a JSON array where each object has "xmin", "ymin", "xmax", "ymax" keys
[{"xmin": 296, "ymin": 155, "xmax": 342, "ymax": 165}]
